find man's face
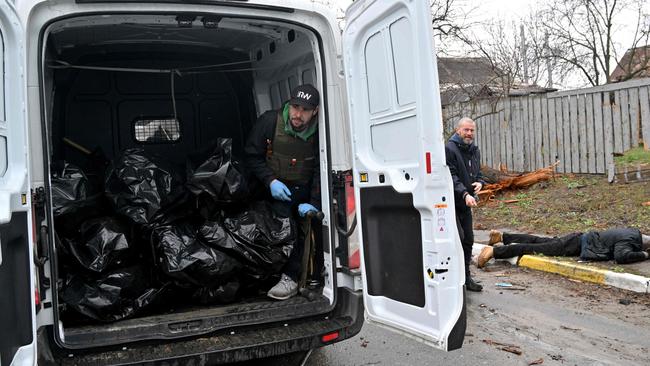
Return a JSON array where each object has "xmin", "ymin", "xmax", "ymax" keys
[
  {"xmin": 456, "ymin": 121, "xmax": 475, "ymax": 144},
  {"xmin": 288, "ymin": 104, "xmax": 318, "ymax": 131}
]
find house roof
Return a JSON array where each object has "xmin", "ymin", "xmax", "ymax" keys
[
  {"xmin": 439, "ymin": 85, "xmax": 496, "ymax": 105},
  {"xmin": 437, "ymin": 57, "xmax": 499, "ymax": 86},
  {"xmin": 436, "ymin": 57, "xmax": 556, "ymax": 106},
  {"xmin": 609, "ymin": 45, "xmax": 650, "ymax": 82}
]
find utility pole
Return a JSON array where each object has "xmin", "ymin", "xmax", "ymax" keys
[
  {"xmin": 520, "ymin": 24, "xmax": 529, "ymax": 85},
  {"xmin": 544, "ymin": 32, "xmax": 553, "ymax": 88}
]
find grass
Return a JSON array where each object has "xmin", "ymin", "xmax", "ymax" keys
[
  {"xmin": 614, "ymin": 147, "xmax": 650, "ymax": 166},
  {"xmin": 474, "ymin": 173, "xmax": 650, "ymax": 236}
]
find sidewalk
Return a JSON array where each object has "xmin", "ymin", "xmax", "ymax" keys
[{"xmin": 473, "ymin": 230, "xmax": 650, "ymax": 294}]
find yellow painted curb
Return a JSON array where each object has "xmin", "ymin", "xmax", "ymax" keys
[{"xmin": 518, "ymin": 255, "xmax": 608, "ymax": 285}]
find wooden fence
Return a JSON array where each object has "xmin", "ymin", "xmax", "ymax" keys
[{"xmin": 442, "ymin": 77, "xmax": 650, "ymax": 174}]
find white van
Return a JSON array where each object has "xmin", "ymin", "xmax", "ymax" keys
[{"xmin": 1, "ymin": 0, "xmax": 467, "ymax": 364}]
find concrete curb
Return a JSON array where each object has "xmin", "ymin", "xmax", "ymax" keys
[{"xmin": 472, "ymin": 244, "xmax": 650, "ymax": 294}]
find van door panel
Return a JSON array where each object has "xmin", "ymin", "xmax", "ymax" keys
[
  {"xmin": 0, "ymin": 213, "xmax": 33, "ymax": 366},
  {"xmin": 360, "ymin": 187, "xmax": 424, "ymax": 307},
  {"xmin": 343, "ymin": 0, "xmax": 465, "ymax": 351},
  {"xmin": 0, "ymin": 1, "xmax": 36, "ymax": 364}
]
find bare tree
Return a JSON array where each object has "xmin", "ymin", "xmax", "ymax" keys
[
  {"xmin": 610, "ymin": 10, "xmax": 650, "ymax": 82},
  {"xmin": 458, "ymin": 16, "xmax": 551, "ymax": 94},
  {"xmin": 541, "ymin": 0, "xmax": 650, "ymax": 86},
  {"xmin": 430, "ymin": 0, "xmax": 471, "ymax": 38}
]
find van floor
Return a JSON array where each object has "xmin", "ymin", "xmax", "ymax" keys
[{"xmin": 62, "ymin": 290, "xmax": 330, "ymax": 348}]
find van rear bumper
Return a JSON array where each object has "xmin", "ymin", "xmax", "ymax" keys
[{"xmin": 52, "ymin": 288, "xmax": 363, "ymax": 365}]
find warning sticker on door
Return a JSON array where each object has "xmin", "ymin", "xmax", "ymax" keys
[{"xmin": 435, "ymin": 204, "xmax": 446, "ymax": 232}]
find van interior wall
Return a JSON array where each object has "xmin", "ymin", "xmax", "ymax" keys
[
  {"xmin": 250, "ymin": 32, "xmax": 316, "ymax": 113},
  {"xmin": 50, "ymin": 46, "xmax": 255, "ymax": 171}
]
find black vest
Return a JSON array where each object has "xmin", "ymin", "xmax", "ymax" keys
[{"xmin": 266, "ymin": 113, "xmax": 316, "ymax": 185}]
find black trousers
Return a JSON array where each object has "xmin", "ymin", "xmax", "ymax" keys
[
  {"xmin": 270, "ymin": 184, "xmax": 320, "ymax": 282},
  {"xmin": 494, "ymin": 232, "xmax": 583, "ymax": 259},
  {"xmin": 455, "ymin": 209, "xmax": 474, "ymax": 278}
]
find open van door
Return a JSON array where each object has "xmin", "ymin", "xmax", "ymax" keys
[
  {"xmin": 342, "ymin": 0, "xmax": 466, "ymax": 351},
  {"xmin": 0, "ymin": 1, "xmax": 36, "ymax": 365}
]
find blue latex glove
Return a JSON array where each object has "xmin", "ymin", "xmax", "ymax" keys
[
  {"xmin": 270, "ymin": 179, "xmax": 292, "ymax": 202},
  {"xmin": 298, "ymin": 203, "xmax": 318, "ymax": 217}
]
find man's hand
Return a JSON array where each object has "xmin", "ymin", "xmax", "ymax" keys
[
  {"xmin": 298, "ymin": 203, "xmax": 318, "ymax": 217},
  {"xmin": 471, "ymin": 182, "xmax": 483, "ymax": 194},
  {"xmin": 465, "ymin": 194, "xmax": 478, "ymax": 207},
  {"xmin": 270, "ymin": 179, "xmax": 292, "ymax": 202}
]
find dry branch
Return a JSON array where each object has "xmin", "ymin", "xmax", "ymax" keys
[{"xmin": 478, "ymin": 161, "xmax": 559, "ymax": 202}]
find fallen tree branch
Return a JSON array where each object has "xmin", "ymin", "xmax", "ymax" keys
[{"xmin": 478, "ymin": 161, "xmax": 559, "ymax": 202}]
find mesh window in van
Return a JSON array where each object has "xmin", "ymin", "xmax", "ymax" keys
[{"xmin": 133, "ymin": 117, "xmax": 181, "ymax": 143}]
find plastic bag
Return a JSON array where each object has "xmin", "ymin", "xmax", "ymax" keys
[
  {"xmin": 154, "ymin": 223, "xmax": 242, "ymax": 287},
  {"xmin": 191, "ymin": 280, "xmax": 240, "ymax": 305},
  {"xmin": 63, "ymin": 217, "xmax": 131, "ymax": 273},
  {"xmin": 105, "ymin": 149, "xmax": 173, "ymax": 224},
  {"xmin": 199, "ymin": 201, "xmax": 295, "ymax": 276},
  {"xmin": 51, "ymin": 162, "xmax": 88, "ymax": 216},
  {"xmin": 54, "ymin": 194, "xmax": 110, "ymax": 238},
  {"xmin": 61, "ymin": 266, "xmax": 163, "ymax": 322},
  {"xmin": 186, "ymin": 138, "xmax": 248, "ymax": 203}
]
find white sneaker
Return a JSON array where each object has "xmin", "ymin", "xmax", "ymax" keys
[{"xmin": 267, "ymin": 274, "xmax": 298, "ymax": 300}]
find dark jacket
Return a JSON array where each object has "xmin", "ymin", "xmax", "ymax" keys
[
  {"xmin": 445, "ymin": 134, "xmax": 484, "ymax": 212},
  {"xmin": 244, "ymin": 109, "xmax": 320, "ymax": 207},
  {"xmin": 581, "ymin": 228, "xmax": 647, "ymax": 264}
]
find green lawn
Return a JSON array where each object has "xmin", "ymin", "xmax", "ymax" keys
[{"xmin": 614, "ymin": 147, "xmax": 650, "ymax": 166}]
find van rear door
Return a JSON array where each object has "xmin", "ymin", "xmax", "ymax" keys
[
  {"xmin": 0, "ymin": 1, "xmax": 36, "ymax": 365},
  {"xmin": 342, "ymin": 0, "xmax": 466, "ymax": 351}
]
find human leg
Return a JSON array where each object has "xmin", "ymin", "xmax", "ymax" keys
[
  {"xmin": 268, "ymin": 184, "xmax": 312, "ymax": 299},
  {"xmin": 456, "ymin": 210, "xmax": 482, "ymax": 292},
  {"xmin": 495, "ymin": 233, "xmax": 582, "ymax": 258},
  {"xmin": 502, "ymin": 233, "xmax": 556, "ymax": 245}
]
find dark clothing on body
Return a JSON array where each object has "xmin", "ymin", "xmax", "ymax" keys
[
  {"xmin": 581, "ymin": 228, "xmax": 647, "ymax": 264},
  {"xmin": 445, "ymin": 134, "xmax": 485, "ymax": 279},
  {"xmin": 494, "ymin": 232, "xmax": 583, "ymax": 259},
  {"xmin": 494, "ymin": 229, "xmax": 647, "ymax": 264}
]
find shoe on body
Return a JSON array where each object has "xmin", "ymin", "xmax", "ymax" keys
[
  {"xmin": 267, "ymin": 273, "xmax": 298, "ymax": 300},
  {"xmin": 477, "ymin": 246, "xmax": 494, "ymax": 268},
  {"xmin": 466, "ymin": 277, "xmax": 483, "ymax": 292},
  {"xmin": 488, "ymin": 230, "xmax": 503, "ymax": 246}
]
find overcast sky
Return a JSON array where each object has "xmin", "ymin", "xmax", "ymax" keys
[{"xmin": 330, "ymin": 0, "xmax": 649, "ymax": 89}]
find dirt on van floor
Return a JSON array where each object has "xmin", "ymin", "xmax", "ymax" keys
[{"xmin": 473, "ymin": 173, "xmax": 650, "ymax": 236}]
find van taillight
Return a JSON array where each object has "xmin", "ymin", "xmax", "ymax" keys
[
  {"xmin": 321, "ymin": 331, "xmax": 340, "ymax": 343},
  {"xmin": 334, "ymin": 171, "xmax": 359, "ymax": 270},
  {"xmin": 35, "ymin": 289, "xmax": 41, "ymax": 311},
  {"xmin": 345, "ymin": 173, "xmax": 360, "ymax": 269}
]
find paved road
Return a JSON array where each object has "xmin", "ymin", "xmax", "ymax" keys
[{"xmin": 304, "ymin": 263, "xmax": 650, "ymax": 366}]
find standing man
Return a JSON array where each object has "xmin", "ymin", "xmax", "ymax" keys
[
  {"xmin": 245, "ymin": 84, "xmax": 321, "ymax": 300},
  {"xmin": 445, "ymin": 117, "xmax": 485, "ymax": 292}
]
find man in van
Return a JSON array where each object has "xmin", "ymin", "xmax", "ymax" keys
[
  {"xmin": 245, "ymin": 84, "xmax": 321, "ymax": 300},
  {"xmin": 445, "ymin": 117, "xmax": 484, "ymax": 292}
]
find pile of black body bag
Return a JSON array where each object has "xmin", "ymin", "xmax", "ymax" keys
[{"xmin": 51, "ymin": 139, "xmax": 296, "ymax": 323}]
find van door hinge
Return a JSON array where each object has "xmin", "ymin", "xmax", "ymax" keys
[
  {"xmin": 33, "ymin": 187, "xmax": 46, "ymax": 209},
  {"xmin": 32, "ymin": 187, "xmax": 50, "ymax": 285}
]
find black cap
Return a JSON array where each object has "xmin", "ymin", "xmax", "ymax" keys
[{"xmin": 289, "ymin": 84, "xmax": 320, "ymax": 110}]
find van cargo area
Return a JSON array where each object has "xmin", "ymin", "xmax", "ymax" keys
[{"xmin": 38, "ymin": 13, "xmax": 339, "ymax": 350}]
